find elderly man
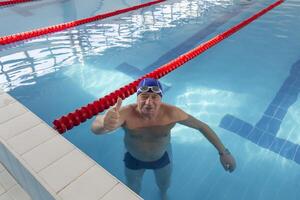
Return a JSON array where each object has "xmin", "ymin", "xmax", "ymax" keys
[{"xmin": 91, "ymin": 78, "xmax": 236, "ymax": 199}]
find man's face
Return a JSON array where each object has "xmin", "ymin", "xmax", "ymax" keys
[{"xmin": 137, "ymin": 92, "xmax": 162, "ymax": 117}]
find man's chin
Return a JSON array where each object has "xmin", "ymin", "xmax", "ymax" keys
[{"xmin": 142, "ymin": 109, "xmax": 156, "ymax": 116}]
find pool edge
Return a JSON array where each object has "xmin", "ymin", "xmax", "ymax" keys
[{"xmin": 0, "ymin": 90, "xmax": 142, "ymax": 200}]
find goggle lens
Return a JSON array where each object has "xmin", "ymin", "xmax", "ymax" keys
[{"xmin": 139, "ymin": 86, "xmax": 161, "ymax": 93}]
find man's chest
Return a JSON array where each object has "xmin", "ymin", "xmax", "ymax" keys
[{"xmin": 124, "ymin": 121, "xmax": 176, "ymax": 138}]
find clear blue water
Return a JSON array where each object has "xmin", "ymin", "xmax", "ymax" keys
[{"xmin": 1, "ymin": 0, "xmax": 300, "ymax": 199}]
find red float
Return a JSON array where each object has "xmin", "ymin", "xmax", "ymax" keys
[
  {"xmin": 0, "ymin": 0, "xmax": 33, "ymax": 7},
  {"xmin": 0, "ymin": 0, "xmax": 166, "ymax": 45}
]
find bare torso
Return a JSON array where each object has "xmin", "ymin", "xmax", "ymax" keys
[{"xmin": 122, "ymin": 104, "xmax": 177, "ymax": 161}]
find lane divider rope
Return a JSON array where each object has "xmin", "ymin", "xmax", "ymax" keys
[
  {"xmin": 53, "ymin": 0, "xmax": 284, "ymax": 134},
  {"xmin": 0, "ymin": 0, "xmax": 33, "ymax": 7},
  {"xmin": 0, "ymin": 0, "xmax": 165, "ymax": 45}
]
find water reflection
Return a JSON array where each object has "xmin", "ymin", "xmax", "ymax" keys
[
  {"xmin": 63, "ymin": 64, "xmax": 133, "ymax": 97},
  {"xmin": 0, "ymin": 0, "xmax": 234, "ymax": 92},
  {"xmin": 172, "ymin": 87, "xmax": 247, "ymax": 144}
]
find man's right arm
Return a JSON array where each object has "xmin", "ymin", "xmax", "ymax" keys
[
  {"xmin": 91, "ymin": 115, "xmax": 112, "ymax": 134},
  {"xmin": 91, "ymin": 98, "xmax": 125, "ymax": 135}
]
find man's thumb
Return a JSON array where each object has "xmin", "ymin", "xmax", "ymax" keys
[{"xmin": 114, "ymin": 97, "xmax": 122, "ymax": 111}]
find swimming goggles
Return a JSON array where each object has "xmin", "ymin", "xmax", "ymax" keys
[{"xmin": 137, "ymin": 86, "xmax": 162, "ymax": 94}]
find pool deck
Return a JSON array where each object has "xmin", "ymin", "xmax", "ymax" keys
[{"xmin": 0, "ymin": 89, "xmax": 142, "ymax": 200}]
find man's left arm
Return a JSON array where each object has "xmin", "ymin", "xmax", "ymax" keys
[{"xmin": 173, "ymin": 107, "xmax": 236, "ymax": 172}]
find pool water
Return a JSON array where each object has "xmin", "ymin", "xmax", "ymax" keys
[{"xmin": 1, "ymin": 0, "xmax": 300, "ymax": 199}]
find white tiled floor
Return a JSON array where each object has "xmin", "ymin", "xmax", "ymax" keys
[
  {"xmin": 0, "ymin": 185, "xmax": 5, "ymax": 196},
  {"xmin": 57, "ymin": 165, "xmax": 118, "ymax": 200},
  {"xmin": 5, "ymin": 185, "xmax": 32, "ymax": 200},
  {"xmin": 0, "ymin": 112, "xmax": 41, "ymax": 140},
  {"xmin": 0, "ymin": 103, "xmax": 27, "ymax": 124},
  {"xmin": 0, "ymin": 193, "xmax": 13, "ymax": 200},
  {"xmin": 38, "ymin": 149, "xmax": 95, "ymax": 193},
  {"xmin": 0, "ymin": 93, "xmax": 15, "ymax": 109},
  {"xmin": 0, "ymin": 162, "xmax": 32, "ymax": 200},
  {"xmin": 0, "ymin": 92, "xmax": 142, "ymax": 200},
  {"xmin": 7, "ymin": 124, "xmax": 56, "ymax": 155},
  {"xmin": 22, "ymin": 136, "xmax": 74, "ymax": 173},
  {"xmin": 101, "ymin": 183, "xmax": 141, "ymax": 200},
  {"xmin": 0, "ymin": 170, "xmax": 17, "ymax": 191}
]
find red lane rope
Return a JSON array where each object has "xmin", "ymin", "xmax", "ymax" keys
[
  {"xmin": 0, "ymin": 0, "xmax": 33, "ymax": 7},
  {"xmin": 0, "ymin": 0, "xmax": 165, "ymax": 45},
  {"xmin": 53, "ymin": 0, "xmax": 284, "ymax": 134}
]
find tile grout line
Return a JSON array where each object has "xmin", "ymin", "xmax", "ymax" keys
[
  {"xmin": 97, "ymin": 182, "xmax": 121, "ymax": 200},
  {"xmin": 56, "ymin": 163, "xmax": 96, "ymax": 194},
  {"xmin": 1, "ymin": 137, "xmax": 63, "ymax": 200},
  {"xmin": 0, "ymin": 169, "xmax": 18, "ymax": 193},
  {"xmin": 36, "ymin": 148, "xmax": 77, "ymax": 176},
  {"xmin": 0, "ymin": 163, "xmax": 5, "ymax": 173},
  {"xmin": 5, "ymin": 121, "xmax": 43, "ymax": 141},
  {"xmin": 35, "ymin": 148, "xmax": 95, "ymax": 194},
  {"xmin": 28, "ymin": 145, "xmax": 75, "ymax": 174},
  {"xmin": 0, "ymin": 99, "xmax": 15, "ymax": 109},
  {"xmin": 6, "ymin": 130, "xmax": 57, "ymax": 157},
  {"xmin": 0, "ymin": 178, "xmax": 7, "ymax": 193},
  {"xmin": 0, "ymin": 102, "xmax": 27, "ymax": 124},
  {"xmin": 4, "ymin": 184, "xmax": 31, "ymax": 200},
  {"xmin": 1, "ymin": 120, "xmax": 43, "ymax": 141},
  {"xmin": 20, "ymin": 133, "xmax": 57, "ymax": 156}
]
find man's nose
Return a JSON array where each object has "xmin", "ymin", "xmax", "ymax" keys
[{"xmin": 145, "ymin": 97, "xmax": 152, "ymax": 104}]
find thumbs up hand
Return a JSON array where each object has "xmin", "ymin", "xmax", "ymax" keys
[{"xmin": 103, "ymin": 98, "xmax": 123, "ymax": 131}]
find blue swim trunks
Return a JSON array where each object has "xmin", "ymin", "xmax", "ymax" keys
[{"xmin": 124, "ymin": 152, "xmax": 170, "ymax": 170}]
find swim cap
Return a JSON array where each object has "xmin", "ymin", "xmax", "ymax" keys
[{"xmin": 137, "ymin": 78, "xmax": 163, "ymax": 97}]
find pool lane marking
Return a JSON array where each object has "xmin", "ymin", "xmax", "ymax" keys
[
  {"xmin": 7, "ymin": 0, "xmax": 73, "ymax": 17},
  {"xmin": 116, "ymin": 2, "xmax": 255, "ymax": 91},
  {"xmin": 219, "ymin": 59, "xmax": 300, "ymax": 164},
  {"xmin": 0, "ymin": 0, "xmax": 166, "ymax": 45}
]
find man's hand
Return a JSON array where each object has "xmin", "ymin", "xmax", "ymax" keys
[
  {"xmin": 219, "ymin": 149, "xmax": 236, "ymax": 173},
  {"xmin": 103, "ymin": 98, "xmax": 123, "ymax": 131}
]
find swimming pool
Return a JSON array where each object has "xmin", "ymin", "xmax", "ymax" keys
[{"xmin": 1, "ymin": 0, "xmax": 300, "ymax": 199}]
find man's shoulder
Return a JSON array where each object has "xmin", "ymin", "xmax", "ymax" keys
[
  {"xmin": 120, "ymin": 103, "xmax": 136, "ymax": 115},
  {"xmin": 161, "ymin": 103, "xmax": 182, "ymax": 111},
  {"xmin": 161, "ymin": 103, "xmax": 188, "ymax": 121},
  {"xmin": 119, "ymin": 104, "xmax": 136, "ymax": 127},
  {"xmin": 161, "ymin": 103, "xmax": 177, "ymax": 111}
]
